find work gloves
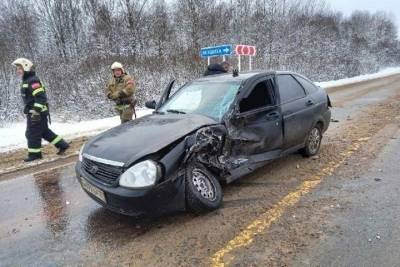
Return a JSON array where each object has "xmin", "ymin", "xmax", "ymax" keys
[{"xmin": 109, "ymin": 91, "xmax": 126, "ymax": 100}]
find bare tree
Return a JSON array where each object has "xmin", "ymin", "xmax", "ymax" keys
[
  {"xmin": 0, "ymin": 0, "xmax": 399, "ymax": 122},
  {"xmin": 37, "ymin": 0, "xmax": 84, "ymax": 60}
]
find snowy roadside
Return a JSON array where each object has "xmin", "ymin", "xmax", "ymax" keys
[
  {"xmin": 0, "ymin": 109, "xmax": 152, "ymax": 153},
  {"xmin": 1, "ymin": 67, "xmax": 400, "ymax": 154},
  {"xmin": 316, "ymin": 67, "xmax": 400, "ymax": 89}
]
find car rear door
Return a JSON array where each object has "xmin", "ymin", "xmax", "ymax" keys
[
  {"xmin": 228, "ymin": 76, "xmax": 283, "ymax": 157},
  {"xmin": 276, "ymin": 74, "xmax": 315, "ymax": 148}
]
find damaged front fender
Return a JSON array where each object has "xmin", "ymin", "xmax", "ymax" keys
[
  {"xmin": 159, "ymin": 123, "xmax": 255, "ymax": 185},
  {"xmin": 183, "ymin": 125, "xmax": 227, "ymax": 163}
]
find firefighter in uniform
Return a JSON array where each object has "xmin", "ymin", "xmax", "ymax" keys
[
  {"xmin": 105, "ymin": 62, "xmax": 136, "ymax": 123},
  {"xmin": 12, "ymin": 58, "xmax": 70, "ymax": 162}
]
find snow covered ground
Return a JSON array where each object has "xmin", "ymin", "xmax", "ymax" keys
[
  {"xmin": 0, "ymin": 109, "xmax": 152, "ymax": 153},
  {"xmin": 1, "ymin": 67, "xmax": 400, "ymax": 153},
  {"xmin": 316, "ymin": 67, "xmax": 400, "ymax": 88}
]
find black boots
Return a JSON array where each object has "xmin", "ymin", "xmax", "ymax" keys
[
  {"xmin": 24, "ymin": 140, "xmax": 70, "ymax": 163},
  {"xmin": 24, "ymin": 153, "xmax": 43, "ymax": 162},
  {"xmin": 56, "ymin": 140, "xmax": 70, "ymax": 155}
]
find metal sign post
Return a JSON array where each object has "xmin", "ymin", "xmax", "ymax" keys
[
  {"xmin": 200, "ymin": 44, "xmax": 233, "ymax": 64},
  {"xmin": 235, "ymin": 45, "xmax": 257, "ymax": 72},
  {"xmin": 200, "ymin": 44, "xmax": 256, "ymax": 71}
]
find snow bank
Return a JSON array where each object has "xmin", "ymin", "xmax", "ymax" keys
[
  {"xmin": 0, "ymin": 109, "xmax": 152, "ymax": 153},
  {"xmin": 316, "ymin": 67, "xmax": 400, "ymax": 89},
  {"xmin": 1, "ymin": 67, "xmax": 400, "ymax": 153}
]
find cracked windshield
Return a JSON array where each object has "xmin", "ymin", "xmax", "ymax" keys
[{"xmin": 159, "ymin": 81, "xmax": 241, "ymax": 120}]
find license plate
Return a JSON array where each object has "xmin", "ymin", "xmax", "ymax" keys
[{"xmin": 81, "ymin": 178, "xmax": 106, "ymax": 203}]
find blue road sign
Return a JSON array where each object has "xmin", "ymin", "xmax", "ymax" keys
[{"xmin": 200, "ymin": 44, "xmax": 232, "ymax": 58}]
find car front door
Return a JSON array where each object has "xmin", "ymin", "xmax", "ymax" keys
[
  {"xmin": 156, "ymin": 80, "xmax": 175, "ymax": 109},
  {"xmin": 227, "ymin": 76, "xmax": 283, "ymax": 158},
  {"xmin": 276, "ymin": 74, "xmax": 315, "ymax": 148}
]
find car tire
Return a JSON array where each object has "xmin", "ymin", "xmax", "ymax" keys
[
  {"xmin": 300, "ymin": 125, "xmax": 322, "ymax": 157},
  {"xmin": 185, "ymin": 162, "xmax": 223, "ymax": 213}
]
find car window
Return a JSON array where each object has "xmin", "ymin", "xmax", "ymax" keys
[
  {"xmin": 277, "ymin": 75, "xmax": 306, "ymax": 103},
  {"xmin": 239, "ymin": 79, "xmax": 275, "ymax": 113},
  {"xmin": 159, "ymin": 81, "xmax": 241, "ymax": 121},
  {"xmin": 294, "ymin": 75, "xmax": 318, "ymax": 94}
]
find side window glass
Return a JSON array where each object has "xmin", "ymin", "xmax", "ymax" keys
[
  {"xmin": 239, "ymin": 79, "xmax": 275, "ymax": 113},
  {"xmin": 294, "ymin": 76, "xmax": 318, "ymax": 94},
  {"xmin": 277, "ymin": 75, "xmax": 306, "ymax": 103}
]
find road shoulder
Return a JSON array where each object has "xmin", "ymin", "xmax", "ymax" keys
[{"xmin": 293, "ymin": 127, "xmax": 400, "ymax": 266}]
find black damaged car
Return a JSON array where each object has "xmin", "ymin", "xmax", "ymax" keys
[{"xmin": 76, "ymin": 71, "xmax": 331, "ymax": 216}]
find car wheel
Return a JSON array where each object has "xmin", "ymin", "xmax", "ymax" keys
[
  {"xmin": 301, "ymin": 125, "xmax": 322, "ymax": 157},
  {"xmin": 185, "ymin": 162, "xmax": 222, "ymax": 213}
]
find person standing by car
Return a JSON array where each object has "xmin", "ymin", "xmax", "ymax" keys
[
  {"xmin": 12, "ymin": 58, "xmax": 70, "ymax": 162},
  {"xmin": 105, "ymin": 62, "xmax": 136, "ymax": 123},
  {"xmin": 204, "ymin": 61, "xmax": 230, "ymax": 76}
]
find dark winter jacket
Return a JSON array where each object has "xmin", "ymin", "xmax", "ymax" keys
[
  {"xmin": 21, "ymin": 71, "xmax": 49, "ymax": 115},
  {"xmin": 203, "ymin": 63, "xmax": 227, "ymax": 76}
]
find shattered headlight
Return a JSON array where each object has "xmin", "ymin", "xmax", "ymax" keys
[{"xmin": 119, "ymin": 160, "xmax": 161, "ymax": 189}]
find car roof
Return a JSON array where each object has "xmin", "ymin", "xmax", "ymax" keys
[{"xmin": 195, "ymin": 70, "xmax": 296, "ymax": 83}]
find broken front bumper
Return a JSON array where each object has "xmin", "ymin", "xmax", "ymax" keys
[{"xmin": 75, "ymin": 162, "xmax": 186, "ymax": 217}]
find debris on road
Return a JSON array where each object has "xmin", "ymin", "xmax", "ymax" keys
[{"xmin": 374, "ymin": 178, "xmax": 382, "ymax": 182}]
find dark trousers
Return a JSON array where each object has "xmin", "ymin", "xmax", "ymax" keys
[{"xmin": 25, "ymin": 114, "xmax": 64, "ymax": 153}]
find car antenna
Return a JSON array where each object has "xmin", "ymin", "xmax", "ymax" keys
[{"xmin": 233, "ymin": 69, "xmax": 239, "ymax": 77}]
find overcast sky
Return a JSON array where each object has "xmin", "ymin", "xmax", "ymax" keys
[{"xmin": 326, "ymin": 0, "xmax": 399, "ymax": 36}]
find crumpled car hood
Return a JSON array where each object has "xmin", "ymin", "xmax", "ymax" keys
[{"xmin": 83, "ymin": 113, "xmax": 217, "ymax": 166}]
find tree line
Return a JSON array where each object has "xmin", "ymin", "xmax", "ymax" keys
[{"xmin": 0, "ymin": 0, "xmax": 399, "ymax": 123}]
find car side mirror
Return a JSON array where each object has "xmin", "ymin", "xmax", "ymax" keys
[{"xmin": 145, "ymin": 100, "xmax": 156, "ymax": 109}]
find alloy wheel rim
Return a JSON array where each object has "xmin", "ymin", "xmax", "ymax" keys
[
  {"xmin": 192, "ymin": 169, "xmax": 216, "ymax": 201},
  {"xmin": 308, "ymin": 128, "xmax": 321, "ymax": 154}
]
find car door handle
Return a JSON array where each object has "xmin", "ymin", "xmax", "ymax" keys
[
  {"xmin": 266, "ymin": 111, "xmax": 280, "ymax": 120},
  {"xmin": 306, "ymin": 100, "xmax": 314, "ymax": 106}
]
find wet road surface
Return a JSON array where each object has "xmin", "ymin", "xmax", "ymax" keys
[
  {"xmin": 1, "ymin": 75, "xmax": 400, "ymax": 266},
  {"xmin": 293, "ymin": 129, "xmax": 400, "ymax": 266}
]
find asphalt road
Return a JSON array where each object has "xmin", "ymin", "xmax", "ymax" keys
[
  {"xmin": 0, "ymin": 75, "xmax": 399, "ymax": 266},
  {"xmin": 294, "ymin": 128, "xmax": 400, "ymax": 266}
]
